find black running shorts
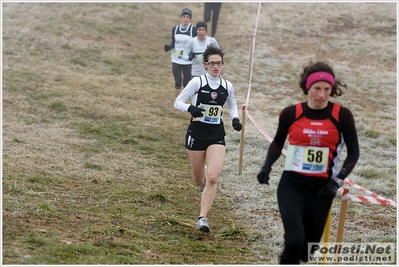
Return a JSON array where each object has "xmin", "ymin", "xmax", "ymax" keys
[{"xmin": 185, "ymin": 133, "xmax": 225, "ymax": 151}]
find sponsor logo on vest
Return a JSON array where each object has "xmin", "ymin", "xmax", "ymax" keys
[
  {"xmin": 211, "ymin": 92, "xmax": 217, "ymax": 99},
  {"xmin": 303, "ymin": 128, "xmax": 329, "ymax": 135},
  {"xmin": 311, "ymin": 122, "xmax": 323, "ymax": 125},
  {"xmin": 303, "ymin": 128, "xmax": 316, "ymax": 134}
]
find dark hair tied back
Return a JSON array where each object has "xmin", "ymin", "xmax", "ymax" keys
[{"xmin": 299, "ymin": 60, "xmax": 346, "ymax": 96}]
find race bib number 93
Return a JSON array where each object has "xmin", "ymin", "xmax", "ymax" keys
[{"xmin": 195, "ymin": 104, "xmax": 222, "ymax": 124}]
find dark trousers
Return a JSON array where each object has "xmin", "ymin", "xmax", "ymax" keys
[
  {"xmin": 277, "ymin": 172, "xmax": 334, "ymax": 264},
  {"xmin": 204, "ymin": 3, "xmax": 222, "ymax": 37},
  {"xmin": 172, "ymin": 62, "xmax": 192, "ymax": 89}
]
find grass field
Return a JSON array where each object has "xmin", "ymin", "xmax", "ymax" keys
[{"xmin": 2, "ymin": 2, "xmax": 397, "ymax": 265}]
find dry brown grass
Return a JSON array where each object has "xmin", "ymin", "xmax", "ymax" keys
[{"xmin": 2, "ymin": 2, "xmax": 397, "ymax": 265}]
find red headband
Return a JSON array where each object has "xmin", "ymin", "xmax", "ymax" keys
[{"xmin": 306, "ymin": 72, "xmax": 334, "ymax": 90}]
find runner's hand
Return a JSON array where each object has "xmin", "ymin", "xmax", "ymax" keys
[
  {"xmin": 318, "ymin": 177, "xmax": 344, "ymax": 198},
  {"xmin": 257, "ymin": 166, "xmax": 271, "ymax": 185},
  {"xmin": 232, "ymin": 118, "xmax": 242, "ymax": 131},
  {"xmin": 188, "ymin": 105, "xmax": 205, "ymax": 118},
  {"xmin": 164, "ymin": 44, "xmax": 172, "ymax": 52}
]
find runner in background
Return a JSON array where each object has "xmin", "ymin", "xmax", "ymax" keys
[
  {"xmin": 174, "ymin": 45, "xmax": 242, "ymax": 232},
  {"xmin": 204, "ymin": 2, "xmax": 222, "ymax": 37},
  {"xmin": 182, "ymin": 21, "xmax": 219, "ymax": 78},
  {"xmin": 164, "ymin": 8, "xmax": 196, "ymax": 97},
  {"xmin": 256, "ymin": 61, "xmax": 360, "ymax": 264}
]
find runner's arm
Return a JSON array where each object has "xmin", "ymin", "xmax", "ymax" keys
[
  {"xmin": 225, "ymin": 80, "xmax": 239, "ymax": 119},
  {"xmin": 262, "ymin": 106, "xmax": 294, "ymax": 168},
  {"xmin": 182, "ymin": 39, "xmax": 194, "ymax": 61},
  {"xmin": 173, "ymin": 77, "xmax": 201, "ymax": 112},
  {"xmin": 336, "ymin": 107, "xmax": 360, "ymax": 179}
]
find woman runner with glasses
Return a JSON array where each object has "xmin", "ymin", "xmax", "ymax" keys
[{"xmin": 174, "ymin": 45, "xmax": 242, "ymax": 232}]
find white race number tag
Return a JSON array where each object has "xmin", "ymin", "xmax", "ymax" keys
[
  {"xmin": 284, "ymin": 144, "xmax": 329, "ymax": 173},
  {"xmin": 195, "ymin": 104, "xmax": 222, "ymax": 124},
  {"xmin": 177, "ymin": 49, "xmax": 184, "ymax": 59},
  {"xmin": 195, "ymin": 54, "xmax": 204, "ymax": 65}
]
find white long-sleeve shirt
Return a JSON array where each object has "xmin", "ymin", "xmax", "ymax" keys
[
  {"xmin": 174, "ymin": 73, "xmax": 239, "ymax": 120},
  {"xmin": 182, "ymin": 37, "xmax": 219, "ymax": 76}
]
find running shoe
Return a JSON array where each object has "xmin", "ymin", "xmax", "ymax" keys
[{"xmin": 196, "ymin": 217, "xmax": 210, "ymax": 232}]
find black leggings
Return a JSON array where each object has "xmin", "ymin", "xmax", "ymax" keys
[
  {"xmin": 204, "ymin": 3, "xmax": 222, "ymax": 37},
  {"xmin": 277, "ymin": 172, "xmax": 334, "ymax": 264},
  {"xmin": 172, "ymin": 62, "xmax": 192, "ymax": 89}
]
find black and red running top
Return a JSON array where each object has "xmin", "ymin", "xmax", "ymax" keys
[{"xmin": 263, "ymin": 101, "xmax": 359, "ymax": 180}]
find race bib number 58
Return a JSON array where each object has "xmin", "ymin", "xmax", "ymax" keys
[{"xmin": 284, "ymin": 145, "xmax": 329, "ymax": 173}]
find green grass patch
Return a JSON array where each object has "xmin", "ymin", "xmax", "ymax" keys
[
  {"xmin": 49, "ymin": 101, "xmax": 68, "ymax": 112},
  {"xmin": 70, "ymin": 58, "xmax": 87, "ymax": 67},
  {"xmin": 364, "ymin": 128, "xmax": 381, "ymax": 138}
]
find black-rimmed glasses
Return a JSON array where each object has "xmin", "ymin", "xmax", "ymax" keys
[{"xmin": 206, "ymin": 61, "xmax": 224, "ymax": 66}]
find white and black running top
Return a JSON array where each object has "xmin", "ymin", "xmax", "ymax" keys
[
  {"xmin": 174, "ymin": 73, "xmax": 239, "ymax": 140},
  {"xmin": 169, "ymin": 24, "xmax": 196, "ymax": 65}
]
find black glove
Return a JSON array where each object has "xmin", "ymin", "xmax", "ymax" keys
[
  {"xmin": 232, "ymin": 118, "xmax": 242, "ymax": 131},
  {"xmin": 188, "ymin": 105, "xmax": 205, "ymax": 118},
  {"xmin": 164, "ymin": 44, "xmax": 172, "ymax": 52},
  {"xmin": 189, "ymin": 52, "xmax": 196, "ymax": 61},
  {"xmin": 257, "ymin": 166, "xmax": 271, "ymax": 185},
  {"xmin": 318, "ymin": 177, "xmax": 344, "ymax": 198}
]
